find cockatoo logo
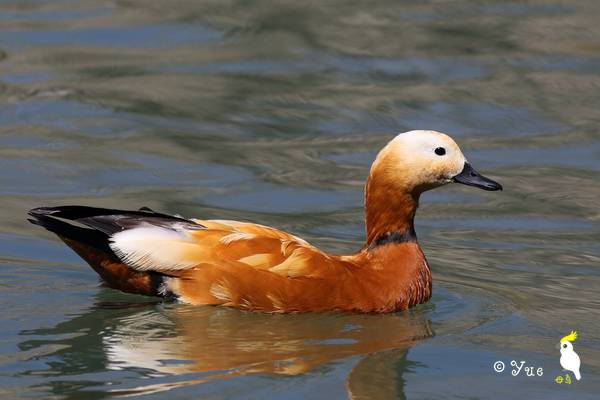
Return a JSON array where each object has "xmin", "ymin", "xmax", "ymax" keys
[{"xmin": 559, "ymin": 331, "xmax": 581, "ymax": 381}]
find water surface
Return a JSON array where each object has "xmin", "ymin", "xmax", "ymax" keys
[{"xmin": 1, "ymin": 1, "xmax": 600, "ymax": 399}]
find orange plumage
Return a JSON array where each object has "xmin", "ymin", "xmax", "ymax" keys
[{"xmin": 28, "ymin": 130, "xmax": 501, "ymax": 313}]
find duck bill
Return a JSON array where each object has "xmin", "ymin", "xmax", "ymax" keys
[{"xmin": 452, "ymin": 162, "xmax": 503, "ymax": 191}]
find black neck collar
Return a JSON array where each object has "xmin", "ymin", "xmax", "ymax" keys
[{"xmin": 368, "ymin": 227, "xmax": 417, "ymax": 250}]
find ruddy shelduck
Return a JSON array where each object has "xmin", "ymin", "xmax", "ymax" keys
[{"xmin": 29, "ymin": 130, "xmax": 502, "ymax": 313}]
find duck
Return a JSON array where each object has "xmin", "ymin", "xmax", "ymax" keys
[{"xmin": 28, "ymin": 130, "xmax": 502, "ymax": 313}]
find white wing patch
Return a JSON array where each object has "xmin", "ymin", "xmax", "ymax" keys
[{"xmin": 109, "ymin": 224, "xmax": 201, "ymax": 271}]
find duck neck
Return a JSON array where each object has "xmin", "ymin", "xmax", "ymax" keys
[{"xmin": 364, "ymin": 176, "xmax": 419, "ymax": 248}]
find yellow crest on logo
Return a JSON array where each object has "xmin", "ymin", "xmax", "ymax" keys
[{"xmin": 560, "ymin": 330, "xmax": 577, "ymax": 343}]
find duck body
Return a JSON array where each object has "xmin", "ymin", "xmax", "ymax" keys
[
  {"xmin": 28, "ymin": 130, "xmax": 501, "ymax": 313},
  {"xmin": 28, "ymin": 208, "xmax": 431, "ymax": 313}
]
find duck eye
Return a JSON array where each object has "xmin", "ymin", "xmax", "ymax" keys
[{"xmin": 434, "ymin": 147, "xmax": 446, "ymax": 156}]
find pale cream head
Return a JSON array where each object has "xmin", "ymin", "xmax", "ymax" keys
[{"xmin": 371, "ymin": 130, "xmax": 469, "ymax": 194}]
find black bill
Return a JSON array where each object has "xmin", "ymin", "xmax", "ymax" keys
[{"xmin": 452, "ymin": 162, "xmax": 503, "ymax": 191}]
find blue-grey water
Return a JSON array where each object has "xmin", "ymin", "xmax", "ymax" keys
[{"xmin": 1, "ymin": 1, "xmax": 600, "ymax": 399}]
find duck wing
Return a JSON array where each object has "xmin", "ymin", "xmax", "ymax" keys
[{"xmin": 109, "ymin": 217, "xmax": 334, "ymax": 278}]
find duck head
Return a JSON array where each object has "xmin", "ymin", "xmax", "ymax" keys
[{"xmin": 365, "ymin": 130, "xmax": 502, "ymax": 245}]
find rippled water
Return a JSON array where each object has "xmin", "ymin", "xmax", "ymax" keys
[{"xmin": 1, "ymin": 1, "xmax": 600, "ymax": 399}]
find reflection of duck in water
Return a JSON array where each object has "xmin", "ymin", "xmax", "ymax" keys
[
  {"xmin": 103, "ymin": 305, "xmax": 433, "ymax": 377},
  {"xmin": 29, "ymin": 130, "xmax": 501, "ymax": 313},
  {"xmin": 19, "ymin": 294, "xmax": 432, "ymax": 397}
]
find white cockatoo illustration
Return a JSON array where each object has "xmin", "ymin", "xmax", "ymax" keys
[{"xmin": 559, "ymin": 331, "xmax": 581, "ymax": 381}]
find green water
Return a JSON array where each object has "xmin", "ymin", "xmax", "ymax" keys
[{"xmin": 1, "ymin": 1, "xmax": 599, "ymax": 399}]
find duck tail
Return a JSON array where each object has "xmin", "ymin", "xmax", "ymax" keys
[
  {"xmin": 27, "ymin": 205, "xmax": 174, "ymax": 298},
  {"xmin": 28, "ymin": 208, "xmax": 113, "ymax": 253}
]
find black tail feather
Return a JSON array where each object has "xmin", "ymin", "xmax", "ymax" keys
[
  {"xmin": 28, "ymin": 205, "xmax": 204, "ymax": 236},
  {"xmin": 28, "ymin": 205, "xmax": 192, "ymax": 223},
  {"xmin": 28, "ymin": 213, "xmax": 115, "ymax": 256}
]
